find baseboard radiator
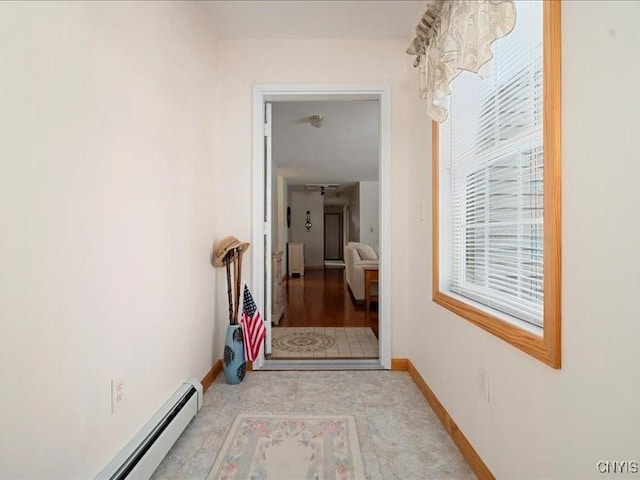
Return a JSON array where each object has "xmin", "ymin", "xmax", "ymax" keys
[{"xmin": 96, "ymin": 378, "xmax": 203, "ymax": 480}]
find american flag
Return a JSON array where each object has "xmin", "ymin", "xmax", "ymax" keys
[{"xmin": 241, "ymin": 284, "xmax": 266, "ymax": 362}]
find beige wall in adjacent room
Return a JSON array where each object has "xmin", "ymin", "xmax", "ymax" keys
[
  {"xmin": 215, "ymin": 38, "xmax": 411, "ymax": 357},
  {"xmin": 346, "ymin": 182, "xmax": 361, "ymax": 242},
  {"xmin": 0, "ymin": 2, "xmax": 220, "ymax": 477},
  {"xmin": 290, "ymin": 190, "xmax": 325, "ymax": 267},
  {"xmin": 405, "ymin": 2, "xmax": 640, "ymax": 479},
  {"xmin": 359, "ymin": 180, "xmax": 380, "ymax": 247}
]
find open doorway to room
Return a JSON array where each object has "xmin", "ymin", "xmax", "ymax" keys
[
  {"xmin": 324, "ymin": 210, "xmax": 343, "ymax": 264},
  {"xmin": 251, "ymin": 85, "xmax": 391, "ymax": 370},
  {"xmin": 270, "ymin": 100, "xmax": 380, "ymax": 362}
]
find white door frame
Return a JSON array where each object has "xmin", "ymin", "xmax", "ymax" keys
[{"xmin": 251, "ymin": 83, "xmax": 392, "ymax": 370}]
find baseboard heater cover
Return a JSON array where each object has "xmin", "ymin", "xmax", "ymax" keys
[{"xmin": 96, "ymin": 378, "xmax": 203, "ymax": 480}]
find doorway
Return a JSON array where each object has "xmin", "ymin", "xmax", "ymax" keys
[
  {"xmin": 324, "ymin": 212, "xmax": 343, "ymax": 262},
  {"xmin": 251, "ymin": 84, "xmax": 391, "ymax": 370}
]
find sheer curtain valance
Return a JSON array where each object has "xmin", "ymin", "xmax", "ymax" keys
[{"xmin": 407, "ymin": 0, "xmax": 517, "ymax": 122}]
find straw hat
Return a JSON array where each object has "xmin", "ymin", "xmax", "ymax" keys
[{"xmin": 211, "ymin": 236, "xmax": 250, "ymax": 267}]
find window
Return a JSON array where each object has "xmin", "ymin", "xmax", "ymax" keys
[{"xmin": 433, "ymin": 0, "xmax": 561, "ymax": 368}]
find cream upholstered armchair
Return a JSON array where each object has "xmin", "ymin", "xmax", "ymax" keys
[{"xmin": 344, "ymin": 242, "xmax": 379, "ymax": 302}]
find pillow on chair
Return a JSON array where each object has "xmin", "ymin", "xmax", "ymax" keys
[{"xmin": 356, "ymin": 243, "xmax": 378, "ymax": 261}]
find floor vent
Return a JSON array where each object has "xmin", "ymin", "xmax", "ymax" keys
[{"xmin": 96, "ymin": 378, "xmax": 202, "ymax": 480}]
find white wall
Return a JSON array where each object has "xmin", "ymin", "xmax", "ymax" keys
[
  {"xmin": 282, "ymin": 180, "xmax": 290, "ymax": 258},
  {"xmin": 406, "ymin": 2, "xmax": 640, "ymax": 479},
  {"xmin": 347, "ymin": 183, "xmax": 361, "ymax": 242},
  {"xmin": 216, "ymin": 39, "xmax": 411, "ymax": 356},
  {"xmin": 359, "ymin": 180, "xmax": 379, "ymax": 247},
  {"xmin": 276, "ymin": 177, "xmax": 288, "ymax": 274},
  {"xmin": 290, "ymin": 191, "xmax": 325, "ymax": 267},
  {"xmin": 0, "ymin": 2, "xmax": 220, "ymax": 477},
  {"xmin": 271, "ymin": 162, "xmax": 278, "ymax": 254},
  {"xmin": 344, "ymin": 180, "xmax": 379, "ymax": 246}
]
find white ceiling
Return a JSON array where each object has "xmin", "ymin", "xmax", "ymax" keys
[
  {"xmin": 204, "ymin": 1, "xmax": 424, "ymax": 39},
  {"xmin": 272, "ymin": 100, "xmax": 379, "ymax": 186}
]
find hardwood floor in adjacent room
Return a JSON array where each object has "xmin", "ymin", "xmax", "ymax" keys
[{"xmin": 278, "ymin": 268, "xmax": 378, "ymax": 337}]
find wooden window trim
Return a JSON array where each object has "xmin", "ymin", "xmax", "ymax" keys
[{"xmin": 432, "ymin": 1, "xmax": 561, "ymax": 369}]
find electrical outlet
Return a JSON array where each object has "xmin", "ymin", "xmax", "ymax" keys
[
  {"xmin": 479, "ymin": 367, "xmax": 490, "ymax": 402},
  {"xmin": 111, "ymin": 377, "xmax": 126, "ymax": 413}
]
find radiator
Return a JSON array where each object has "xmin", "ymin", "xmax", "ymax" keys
[{"xmin": 96, "ymin": 378, "xmax": 203, "ymax": 480}]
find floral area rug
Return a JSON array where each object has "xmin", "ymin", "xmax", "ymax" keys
[
  {"xmin": 270, "ymin": 327, "xmax": 378, "ymax": 359},
  {"xmin": 206, "ymin": 413, "xmax": 365, "ymax": 480}
]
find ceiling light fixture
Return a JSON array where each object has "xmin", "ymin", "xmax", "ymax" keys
[{"xmin": 309, "ymin": 114, "xmax": 324, "ymax": 128}]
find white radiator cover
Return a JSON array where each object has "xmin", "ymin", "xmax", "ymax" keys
[
  {"xmin": 96, "ymin": 378, "xmax": 203, "ymax": 480},
  {"xmin": 288, "ymin": 242, "xmax": 305, "ymax": 277}
]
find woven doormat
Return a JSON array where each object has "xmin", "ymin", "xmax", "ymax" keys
[{"xmin": 270, "ymin": 327, "xmax": 378, "ymax": 359}]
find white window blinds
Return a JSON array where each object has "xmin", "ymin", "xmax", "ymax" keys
[{"xmin": 439, "ymin": 1, "xmax": 544, "ymax": 328}]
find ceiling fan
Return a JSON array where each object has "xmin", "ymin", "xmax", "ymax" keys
[{"xmin": 305, "ymin": 184, "xmax": 340, "ymax": 196}]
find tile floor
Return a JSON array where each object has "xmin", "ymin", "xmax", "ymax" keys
[{"xmin": 151, "ymin": 370, "xmax": 475, "ymax": 480}]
